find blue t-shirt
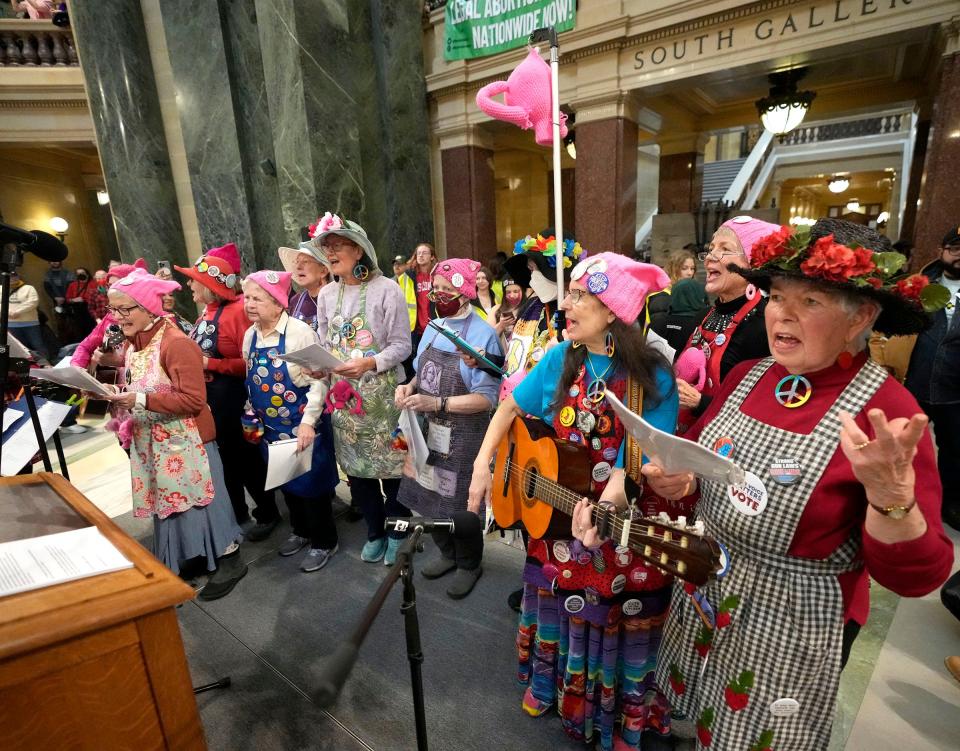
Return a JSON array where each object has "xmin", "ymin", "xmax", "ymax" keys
[
  {"xmin": 414, "ymin": 310, "xmax": 503, "ymax": 407},
  {"xmin": 512, "ymin": 340, "xmax": 678, "ymax": 467}
]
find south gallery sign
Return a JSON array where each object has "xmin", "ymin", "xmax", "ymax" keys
[{"xmin": 632, "ymin": 0, "xmax": 919, "ymax": 72}]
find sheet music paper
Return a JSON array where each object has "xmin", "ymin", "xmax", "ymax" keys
[
  {"xmin": 399, "ymin": 408, "xmax": 429, "ymax": 472},
  {"xmin": 605, "ymin": 392, "xmax": 745, "ymax": 486},
  {"xmin": 264, "ymin": 439, "xmax": 313, "ymax": 490},
  {"xmin": 31, "ymin": 365, "xmax": 114, "ymax": 397},
  {"xmin": 2, "ymin": 408, "xmax": 23, "ymax": 433},
  {"xmin": 0, "ymin": 526, "xmax": 133, "ymax": 598},
  {"xmin": 1, "ymin": 399, "xmax": 71, "ymax": 476},
  {"xmin": 7, "ymin": 332, "xmax": 30, "ymax": 359},
  {"xmin": 277, "ymin": 343, "xmax": 343, "ymax": 371}
]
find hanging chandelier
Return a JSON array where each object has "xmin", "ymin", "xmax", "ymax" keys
[
  {"xmin": 756, "ymin": 68, "xmax": 816, "ymax": 141},
  {"xmin": 827, "ymin": 176, "xmax": 849, "ymax": 193}
]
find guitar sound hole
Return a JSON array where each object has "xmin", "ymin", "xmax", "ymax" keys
[{"xmin": 523, "ymin": 467, "xmax": 539, "ymax": 503}]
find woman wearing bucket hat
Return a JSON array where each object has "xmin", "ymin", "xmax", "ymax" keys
[
  {"xmin": 103, "ymin": 268, "xmax": 247, "ymax": 600},
  {"xmin": 174, "ymin": 243, "xmax": 279, "ymax": 537},
  {"xmin": 279, "ymin": 239, "xmax": 333, "ymax": 332},
  {"xmin": 241, "ymin": 270, "xmax": 341, "ymax": 573},
  {"xmin": 313, "ymin": 213, "xmax": 413, "ymax": 566},
  {"xmin": 468, "ymin": 253, "xmax": 681, "ymax": 749},
  {"xmin": 675, "ymin": 216, "xmax": 780, "ymax": 434},
  {"xmin": 394, "ymin": 258, "xmax": 502, "ymax": 599},
  {"xmin": 574, "ymin": 219, "xmax": 953, "ymax": 751}
]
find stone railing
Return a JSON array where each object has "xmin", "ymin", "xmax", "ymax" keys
[
  {"xmin": 0, "ymin": 20, "xmax": 78, "ymax": 66},
  {"xmin": 780, "ymin": 113, "xmax": 905, "ymax": 146}
]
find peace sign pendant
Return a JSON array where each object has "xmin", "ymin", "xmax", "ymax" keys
[{"xmin": 586, "ymin": 379, "xmax": 607, "ymax": 405}]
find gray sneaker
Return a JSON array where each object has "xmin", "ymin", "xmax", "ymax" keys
[
  {"xmin": 300, "ymin": 545, "xmax": 338, "ymax": 572},
  {"xmin": 278, "ymin": 534, "xmax": 309, "ymax": 557}
]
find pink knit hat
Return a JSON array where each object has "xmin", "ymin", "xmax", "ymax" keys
[
  {"xmin": 570, "ymin": 252, "xmax": 670, "ymax": 324},
  {"xmin": 244, "ymin": 270, "xmax": 292, "ymax": 309},
  {"xmin": 717, "ymin": 216, "xmax": 782, "ymax": 261},
  {"xmin": 108, "ymin": 257, "xmax": 147, "ymax": 281},
  {"xmin": 109, "ymin": 267, "xmax": 181, "ymax": 316},
  {"xmin": 430, "ymin": 258, "xmax": 481, "ymax": 299}
]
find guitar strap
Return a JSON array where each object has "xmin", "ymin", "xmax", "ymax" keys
[{"xmin": 624, "ymin": 377, "xmax": 644, "ymax": 488}]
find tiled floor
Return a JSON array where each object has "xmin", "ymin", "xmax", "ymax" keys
[{"xmin": 45, "ymin": 417, "xmax": 960, "ymax": 749}]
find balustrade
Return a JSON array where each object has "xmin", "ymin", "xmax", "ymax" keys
[
  {"xmin": 0, "ymin": 21, "xmax": 78, "ymax": 66},
  {"xmin": 782, "ymin": 113, "xmax": 905, "ymax": 146}
]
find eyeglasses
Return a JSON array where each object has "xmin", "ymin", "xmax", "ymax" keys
[
  {"xmin": 698, "ymin": 249, "xmax": 744, "ymax": 263},
  {"xmin": 563, "ymin": 288, "xmax": 589, "ymax": 305},
  {"xmin": 322, "ymin": 240, "xmax": 356, "ymax": 254},
  {"xmin": 943, "ymin": 245, "xmax": 960, "ymax": 257},
  {"xmin": 427, "ymin": 290, "xmax": 461, "ymax": 304},
  {"xmin": 107, "ymin": 304, "xmax": 142, "ymax": 318}
]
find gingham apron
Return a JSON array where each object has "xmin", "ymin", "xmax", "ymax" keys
[{"xmin": 656, "ymin": 357, "xmax": 887, "ymax": 751}]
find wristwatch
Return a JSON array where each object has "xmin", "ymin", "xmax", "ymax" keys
[{"xmin": 867, "ymin": 501, "xmax": 916, "ymax": 520}]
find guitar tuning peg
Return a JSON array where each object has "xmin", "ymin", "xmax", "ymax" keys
[
  {"xmin": 677, "ymin": 515, "xmax": 687, "ymax": 528},
  {"xmin": 658, "ymin": 511, "xmax": 671, "ymax": 523},
  {"xmin": 694, "ymin": 520, "xmax": 706, "ymax": 536}
]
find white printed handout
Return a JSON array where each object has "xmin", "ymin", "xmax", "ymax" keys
[
  {"xmin": 264, "ymin": 438, "xmax": 313, "ymax": 490},
  {"xmin": 1, "ymin": 399, "xmax": 72, "ymax": 476},
  {"xmin": 30, "ymin": 365, "xmax": 114, "ymax": 397},
  {"xmin": 2, "ymin": 407, "xmax": 23, "ymax": 433},
  {"xmin": 0, "ymin": 526, "xmax": 133, "ymax": 598},
  {"xmin": 7, "ymin": 332, "xmax": 30, "ymax": 359},
  {"xmin": 277, "ymin": 343, "xmax": 344, "ymax": 372},
  {"xmin": 605, "ymin": 392, "xmax": 745, "ymax": 486},
  {"xmin": 399, "ymin": 408, "xmax": 429, "ymax": 472}
]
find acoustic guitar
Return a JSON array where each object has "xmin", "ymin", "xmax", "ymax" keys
[{"xmin": 492, "ymin": 416, "xmax": 723, "ymax": 586}]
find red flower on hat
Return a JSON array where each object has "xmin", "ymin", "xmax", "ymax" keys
[
  {"xmin": 751, "ymin": 226, "xmax": 794, "ymax": 266},
  {"xmin": 894, "ymin": 274, "xmax": 929, "ymax": 302},
  {"xmin": 800, "ymin": 235, "xmax": 876, "ymax": 282}
]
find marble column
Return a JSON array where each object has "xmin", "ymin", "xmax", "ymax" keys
[
  {"xmin": 658, "ymin": 151, "xmax": 704, "ymax": 215},
  {"xmin": 441, "ymin": 145, "xmax": 496, "ymax": 261},
  {"xmin": 69, "ymin": 2, "xmax": 187, "ymax": 269},
  {"xmin": 575, "ymin": 118, "xmax": 638, "ymax": 254},
  {"xmin": 913, "ymin": 38, "xmax": 960, "ymax": 266}
]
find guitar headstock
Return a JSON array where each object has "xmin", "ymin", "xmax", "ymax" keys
[{"xmin": 621, "ymin": 512, "xmax": 722, "ymax": 587}]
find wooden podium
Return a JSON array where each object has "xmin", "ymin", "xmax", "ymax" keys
[{"xmin": 0, "ymin": 473, "xmax": 205, "ymax": 750}]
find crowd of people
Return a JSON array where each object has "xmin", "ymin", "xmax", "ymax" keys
[{"xmin": 26, "ymin": 211, "xmax": 957, "ymax": 750}]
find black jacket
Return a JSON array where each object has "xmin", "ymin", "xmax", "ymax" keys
[{"xmin": 905, "ymin": 259, "xmax": 960, "ymax": 404}]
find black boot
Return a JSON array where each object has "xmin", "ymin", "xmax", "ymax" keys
[{"xmin": 199, "ymin": 549, "xmax": 248, "ymax": 601}]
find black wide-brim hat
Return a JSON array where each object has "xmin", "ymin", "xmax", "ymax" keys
[{"xmin": 730, "ymin": 218, "xmax": 930, "ymax": 336}]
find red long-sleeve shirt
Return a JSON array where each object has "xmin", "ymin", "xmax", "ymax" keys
[
  {"xmin": 194, "ymin": 297, "xmax": 250, "ymax": 379},
  {"xmin": 686, "ymin": 351, "xmax": 953, "ymax": 624}
]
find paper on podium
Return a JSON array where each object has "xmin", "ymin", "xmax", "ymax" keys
[
  {"xmin": 31, "ymin": 365, "xmax": 114, "ymax": 397},
  {"xmin": 0, "ymin": 526, "xmax": 133, "ymax": 598},
  {"xmin": 1, "ymin": 398, "xmax": 72, "ymax": 476},
  {"xmin": 277, "ymin": 343, "xmax": 343, "ymax": 372},
  {"xmin": 2, "ymin": 407, "xmax": 23, "ymax": 433},
  {"xmin": 265, "ymin": 438, "xmax": 313, "ymax": 490},
  {"xmin": 399, "ymin": 408, "xmax": 429, "ymax": 472},
  {"xmin": 605, "ymin": 392, "xmax": 745, "ymax": 486},
  {"xmin": 7, "ymin": 332, "xmax": 30, "ymax": 359}
]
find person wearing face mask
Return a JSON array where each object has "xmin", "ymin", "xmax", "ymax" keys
[
  {"xmin": 314, "ymin": 214, "xmax": 413, "ymax": 566},
  {"xmin": 676, "ymin": 216, "xmax": 780, "ymax": 433},
  {"xmin": 63, "ymin": 267, "xmax": 97, "ymax": 342},
  {"xmin": 394, "ymin": 259, "xmax": 502, "ymax": 599},
  {"xmin": 499, "ymin": 229, "xmax": 587, "ymax": 402}
]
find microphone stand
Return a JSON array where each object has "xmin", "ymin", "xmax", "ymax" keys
[{"xmin": 314, "ymin": 524, "xmax": 429, "ymax": 751}]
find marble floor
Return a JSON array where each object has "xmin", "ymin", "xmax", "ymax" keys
[{"xmin": 45, "ymin": 416, "xmax": 960, "ymax": 749}]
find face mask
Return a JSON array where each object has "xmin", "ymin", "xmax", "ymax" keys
[
  {"xmin": 529, "ymin": 269, "xmax": 558, "ymax": 303},
  {"xmin": 434, "ymin": 294, "xmax": 464, "ymax": 317},
  {"xmin": 77, "ymin": 273, "xmax": 88, "ymax": 281}
]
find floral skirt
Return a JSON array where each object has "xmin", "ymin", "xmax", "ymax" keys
[{"xmin": 517, "ymin": 583, "xmax": 672, "ymax": 750}]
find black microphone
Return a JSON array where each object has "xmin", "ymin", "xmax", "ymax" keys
[
  {"xmin": 0, "ymin": 223, "xmax": 68, "ymax": 262},
  {"xmin": 385, "ymin": 511, "xmax": 482, "ymax": 536}
]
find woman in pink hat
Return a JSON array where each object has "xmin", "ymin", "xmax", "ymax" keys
[
  {"xmin": 240, "ymin": 270, "xmax": 340, "ymax": 573},
  {"xmin": 468, "ymin": 252, "xmax": 682, "ymax": 749},
  {"xmin": 675, "ymin": 216, "xmax": 780, "ymax": 433},
  {"xmin": 103, "ymin": 269, "xmax": 247, "ymax": 600},
  {"xmin": 174, "ymin": 244, "xmax": 277, "ymax": 537},
  {"xmin": 394, "ymin": 258, "xmax": 503, "ymax": 599}
]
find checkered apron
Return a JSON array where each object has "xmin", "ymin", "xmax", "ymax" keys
[{"xmin": 656, "ymin": 357, "xmax": 888, "ymax": 751}]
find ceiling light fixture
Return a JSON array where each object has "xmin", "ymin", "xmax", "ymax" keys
[
  {"xmin": 827, "ymin": 177, "xmax": 849, "ymax": 194},
  {"xmin": 845, "ymin": 200, "xmax": 861, "ymax": 212},
  {"xmin": 755, "ymin": 68, "xmax": 816, "ymax": 141}
]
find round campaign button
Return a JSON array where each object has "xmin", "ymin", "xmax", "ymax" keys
[
  {"xmin": 592, "ymin": 462, "xmax": 612, "ymax": 483},
  {"xmin": 355, "ymin": 329, "xmax": 374, "ymax": 348},
  {"xmin": 591, "ymin": 438, "xmax": 602, "ymax": 451},
  {"xmin": 622, "ymin": 598, "xmax": 643, "ymax": 616},
  {"xmin": 587, "ymin": 273, "xmax": 609, "ymax": 294},
  {"xmin": 265, "ymin": 407, "xmax": 278, "ymax": 418},
  {"xmin": 260, "ymin": 384, "xmax": 270, "ymax": 393},
  {"xmin": 278, "ymin": 433, "xmax": 290, "ymax": 441},
  {"xmin": 728, "ymin": 471, "xmax": 768, "ymax": 516},
  {"xmin": 451, "ymin": 272, "xmax": 465, "ymax": 288},
  {"xmin": 568, "ymin": 384, "xmax": 580, "ymax": 397},
  {"xmin": 350, "ymin": 348, "xmax": 364, "ymax": 359},
  {"xmin": 252, "ymin": 375, "xmax": 262, "ymax": 386},
  {"xmin": 256, "ymin": 366, "xmax": 268, "ymax": 378},
  {"xmin": 570, "ymin": 259, "xmax": 588, "ymax": 281},
  {"xmin": 769, "ymin": 457, "xmax": 803, "ymax": 486},
  {"xmin": 562, "ymin": 569, "xmax": 572, "ymax": 579},
  {"xmin": 351, "ymin": 316, "xmax": 364, "ymax": 330},
  {"xmin": 270, "ymin": 395, "xmax": 283, "ymax": 407},
  {"xmin": 331, "ymin": 315, "xmax": 344, "ymax": 329},
  {"xmin": 714, "ymin": 333, "xmax": 726, "ymax": 347},
  {"xmin": 630, "ymin": 567, "xmax": 648, "ymax": 584},
  {"xmin": 273, "ymin": 371, "xmax": 285, "ymax": 382},
  {"xmin": 331, "ymin": 334, "xmax": 341, "ymax": 346},
  {"xmin": 267, "ymin": 349, "xmax": 279, "ymax": 359},
  {"xmin": 205, "ymin": 324, "xmax": 217, "ymax": 336},
  {"xmin": 602, "ymin": 446, "xmax": 618, "ymax": 461},
  {"xmin": 576, "ymin": 410, "xmax": 595, "ymax": 433},
  {"xmin": 265, "ymin": 270, "xmax": 279, "ymax": 284},
  {"xmin": 559, "ymin": 406, "xmax": 576, "ymax": 427},
  {"xmin": 272, "ymin": 382, "xmax": 285, "ymax": 394},
  {"xmin": 731, "ymin": 215, "xmax": 753, "ymax": 223},
  {"xmin": 552, "ymin": 540, "xmax": 571, "ymax": 563},
  {"xmin": 278, "ymin": 407, "xmax": 290, "ymax": 418},
  {"xmin": 769, "ymin": 698, "xmax": 800, "ymax": 718},
  {"xmin": 197, "ymin": 321, "xmax": 207, "ymax": 335},
  {"xmin": 567, "ymin": 431, "xmax": 582, "ymax": 444},
  {"xmin": 201, "ymin": 338, "xmax": 213, "ymax": 350},
  {"xmin": 615, "ymin": 546, "xmax": 633, "ymax": 567},
  {"xmin": 713, "ymin": 436, "xmax": 735, "ymax": 458},
  {"xmin": 272, "ymin": 359, "xmax": 284, "ymax": 368},
  {"xmin": 610, "ymin": 573, "xmax": 627, "ymax": 594},
  {"xmin": 284, "ymin": 391, "xmax": 298, "ymax": 403},
  {"xmin": 341, "ymin": 323, "xmax": 356, "ymax": 340},
  {"xmin": 587, "ymin": 259, "xmax": 608, "ymax": 275},
  {"xmin": 564, "ymin": 595, "xmax": 585, "ymax": 614}
]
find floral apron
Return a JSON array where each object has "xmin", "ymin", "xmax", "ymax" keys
[
  {"xmin": 325, "ymin": 282, "xmax": 405, "ymax": 479},
  {"xmin": 245, "ymin": 328, "xmax": 338, "ymax": 496},
  {"xmin": 397, "ymin": 316, "xmax": 490, "ymax": 516},
  {"xmin": 125, "ymin": 322, "xmax": 214, "ymax": 519},
  {"xmin": 656, "ymin": 357, "xmax": 887, "ymax": 751}
]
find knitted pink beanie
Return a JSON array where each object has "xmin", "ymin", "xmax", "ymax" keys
[
  {"xmin": 570, "ymin": 252, "xmax": 670, "ymax": 324},
  {"xmin": 717, "ymin": 216, "xmax": 782, "ymax": 261},
  {"xmin": 244, "ymin": 270, "xmax": 293, "ymax": 309},
  {"xmin": 109, "ymin": 268, "xmax": 181, "ymax": 316},
  {"xmin": 430, "ymin": 258, "xmax": 481, "ymax": 299},
  {"xmin": 108, "ymin": 257, "xmax": 148, "ymax": 281}
]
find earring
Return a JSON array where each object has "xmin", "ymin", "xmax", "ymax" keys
[
  {"xmin": 837, "ymin": 351, "xmax": 853, "ymax": 369},
  {"xmin": 353, "ymin": 264, "xmax": 369, "ymax": 281},
  {"xmin": 745, "ymin": 283, "xmax": 757, "ymax": 300},
  {"xmin": 571, "ymin": 340, "xmax": 582, "ymax": 349},
  {"xmin": 605, "ymin": 331, "xmax": 615, "ymax": 357}
]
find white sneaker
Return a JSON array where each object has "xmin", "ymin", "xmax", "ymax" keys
[{"xmin": 61, "ymin": 424, "xmax": 88, "ymax": 434}]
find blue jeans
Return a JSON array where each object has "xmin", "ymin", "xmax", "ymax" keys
[{"xmin": 9, "ymin": 324, "xmax": 45, "ymax": 356}]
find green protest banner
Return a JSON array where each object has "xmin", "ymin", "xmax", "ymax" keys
[{"xmin": 444, "ymin": 0, "xmax": 576, "ymax": 61}]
